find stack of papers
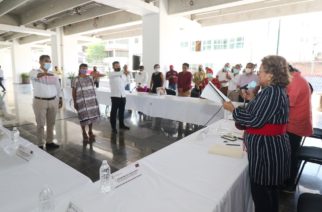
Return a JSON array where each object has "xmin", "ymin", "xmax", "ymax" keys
[{"xmin": 208, "ymin": 144, "xmax": 244, "ymax": 158}]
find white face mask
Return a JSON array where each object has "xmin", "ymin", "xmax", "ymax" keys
[
  {"xmin": 245, "ymin": 68, "xmax": 252, "ymax": 74},
  {"xmin": 155, "ymin": 68, "xmax": 160, "ymax": 72}
]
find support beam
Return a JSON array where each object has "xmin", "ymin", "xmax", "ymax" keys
[
  {"xmin": 94, "ymin": 0, "xmax": 159, "ymax": 16},
  {"xmin": 64, "ymin": 11, "xmax": 141, "ymax": 35},
  {"xmin": 0, "ymin": 0, "xmax": 30, "ymax": 17},
  {"xmin": 47, "ymin": 5, "xmax": 119, "ymax": 29},
  {"xmin": 0, "ymin": 24, "xmax": 54, "ymax": 36},
  {"xmin": 0, "ymin": 14, "xmax": 19, "ymax": 25},
  {"xmin": 0, "ymin": 41, "xmax": 11, "ymax": 46},
  {"xmin": 18, "ymin": 35, "xmax": 49, "ymax": 45},
  {"xmin": 20, "ymin": 0, "xmax": 91, "ymax": 25},
  {"xmin": 99, "ymin": 28, "xmax": 142, "ymax": 40},
  {"xmin": 198, "ymin": 0, "xmax": 322, "ymax": 26},
  {"xmin": 3, "ymin": 32, "xmax": 28, "ymax": 41},
  {"xmin": 168, "ymin": 0, "xmax": 266, "ymax": 15}
]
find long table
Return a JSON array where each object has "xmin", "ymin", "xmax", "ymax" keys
[
  {"xmin": 52, "ymin": 119, "xmax": 253, "ymax": 212},
  {"xmin": 63, "ymin": 87, "xmax": 225, "ymax": 126},
  {"xmin": 0, "ymin": 127, "xmax": 93, "ymax": 212}
]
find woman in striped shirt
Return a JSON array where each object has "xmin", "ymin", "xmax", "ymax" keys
[{"xmin": 224, "ymin": 55, "xmax": 291, "ymax": 212}]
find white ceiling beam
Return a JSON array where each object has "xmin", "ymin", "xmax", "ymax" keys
[
  {"xmin": 93, "ymin": 0, "xmax": 159, "ymax": 16},
  {"xmin": 3, "ymin": 32, "xmax": 28, "ymax": 41},
  {"xmin": 0, "ymin": 0, "xmax": 30, "ymax": 17},
  {"xmin": 20, "ymin": 0, "xmax": 91, "ymax": 25},
  {"xmin": 47, "ymin": 5, "xmax": 120, "ymax": 29},
  {"xmin": 0, "ymin": 24, "xmax": 54, "ymax": 36},
  {"xmin": 99, "ymin": 28, "xmax": 142, "ymax": 40},
  {"xmin": 0, "ymin": 41, "xmax": 12, "ymax": 45},
  {"xmin": 18, "ymin": 35, "xmax": 49, "ymax": 45},
  {"xmin": 168, "ymin": 0, "xmax": 266, "ymax": 15},
  {"xmin": 199, "ymin": 0, "xmax": 322, "ymax": 26},
  {"xmin": 64, "ymin": 11, "xmax": 141, "ymax": 35},
  {"xmin": 0, "ymin": 14, "xmax": 19, "ymax": 25}
]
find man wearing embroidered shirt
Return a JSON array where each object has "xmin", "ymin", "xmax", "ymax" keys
[
  {"xmin": 109, "ymin": 61, "xmax": 130, "ymax": 134},
  {"xmin": 30, "ymin": 55, "xmax": 62, "ymax": 149}
]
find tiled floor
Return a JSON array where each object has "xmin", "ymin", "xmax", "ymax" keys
[{"xmin": 1, "ymin": 82, "xmax": 322, "ymax": 212}]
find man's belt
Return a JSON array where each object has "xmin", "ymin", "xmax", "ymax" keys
[{"xmin": 34, "ymin": 96, "xmax": 56, "ymax": 100}]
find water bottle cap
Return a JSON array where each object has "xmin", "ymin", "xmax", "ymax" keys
[{"xmin": 39, "ymin": 187, "xmax": 54, "ymax": 201}]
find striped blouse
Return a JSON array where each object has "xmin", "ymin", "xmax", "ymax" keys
[{"xmin": 233, "ymin": 85, "xmax": 291, "ymax": 185}]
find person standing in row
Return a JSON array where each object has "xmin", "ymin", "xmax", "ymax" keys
[
  {"xmin": 0, "ymin": 65, "xmax": 6, "ymax": 92},
  {"xmin": 166, "ymin": 65, "xmax": 178, "ymax": 91},
  {"xmin": 227, "ymin": 64, "xmax": 242, "ymax": 102},
  {"xmin": 135, "ymin": 65, "xmax": 148, "ymax": 91},
  {"xmin": 72, "ymin": 63, "xmax": 100, "ymax": 144},
  {"xmin": 177, "ymin": 63, "xmax": 192, "ymax": 97},
  {"xmin": 217, "ymin": 63, "xmax": 231, "ymax": 96},
  {"xmin": 90, "ymin": 66, "xmax": 105, "ymax": 88},
  {"xmin": 123, "ymin": 64, "xmax": 132, "ymax": 91},
  {"xmin": 224, "ymin": 55, "xmax": 291, "ymax": 212},
  {"xmin": 30, "ymin": 55, "xmax": 62, "ymax": 149},
  {"xmin": 150, "ymin": 64, "xmax": 164, "ymax": 93},
  {"xmin": 109, "ymin": 61, "xmax": 130, "ymax": 134}
]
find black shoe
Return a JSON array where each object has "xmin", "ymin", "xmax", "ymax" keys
[
  {"xmin": 281, "ymin": 185, "xmax": 296, "ymax": 193},
  {"xmin": 46, "ymin": 142, "xmax": 60, "ymax": 149},
  {"xmin": 112, "ymin": 128, "xmax": 118, "ymax": 134},
  {"xmin": 38, "ymin": 145, "xmax": 44, "ymax": 149},
  {"xmin": 120, "ymin": 125, "xmax": 130, "ymax": 130}
]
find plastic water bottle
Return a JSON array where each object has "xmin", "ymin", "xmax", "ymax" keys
[
  {"xmin": 100, "ymin": 160, "xmax": 111, "ymax": 193},
  {"xmin": 11, "ymin": 127, "xmax": 19, "ymax": 143},
  {"xmin": 39, "ymin": 186, "xmax": 55, "ymax": 212}
]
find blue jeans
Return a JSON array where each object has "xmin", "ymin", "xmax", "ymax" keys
[{"xmin": 168, "ymin": 84, "xmax": 176, "ymax": 91}]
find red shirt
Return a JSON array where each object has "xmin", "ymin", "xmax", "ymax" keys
[
  {"xmin": 166, "ymin": 70, "xmax": 178, "ymax": 84},
  {"xmin": 287, "ymin": 72, "xmax": 313, "ymax": 136},
  {"xmin": 201, "ymin": 78, "xmax": 221, "ymax": 90},
  {"xmin": 178, "ymin": 71, "xmax": 192, "ymax": 92}
]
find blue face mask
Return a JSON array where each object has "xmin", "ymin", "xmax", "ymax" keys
[
  {"xmin": 224, "ymin": 67, "xmax": 230, "ymax": 72},
  {"xmin": 248, "ymin": 81, "xmax": 257, "ymax": 89},
  {"xmin": 44, "ymin": 63, "xmax": 52, "ymax": 71},
  {"xmin": 233, "ymin": 68, "xmax": 239, "ymax": 74},
  {"xmin": 79, "ymin": 69, "xmax": 87, "ymax": 75},
  {"xmin": 207, "ymin": 73, "xmax": 213, "ymax": 78}
]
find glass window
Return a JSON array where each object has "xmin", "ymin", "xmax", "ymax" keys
[
  {"xmin": 236, "ymin": 37, "xmax": 244, "ymax": 48},
  {"xmin": 229, "ymin": 38, "xmax": 235, "ymax": 49},
  {"xmin": 202, "ymin": 40, "xmax": 212, "ymax": 51}
]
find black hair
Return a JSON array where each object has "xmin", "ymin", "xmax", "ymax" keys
[
  {"xmin": 112, "ymin": 61, "xmax": 119, "ymax": 67},
  {"xmin": 139, "ymin": 65, "xmax": 144, "ymax": 69},
  {"xmin": 154, "ymin": 64, "xmax": 160, "ymax": 69},
  {"xmin": 79, "ymin": 63, "xmax": 88, "ymax": 70},
  {"xmin": 183, "ymin": 63, "xmax": 189, "ymax": 68},
  {"xmin": 39, "ymin": 55, "xmax": 50, "ymax": 62}
]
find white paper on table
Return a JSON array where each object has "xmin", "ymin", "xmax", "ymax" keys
[
  {"xmin": 208, "ymin": 144, "xmax": 244, "ymax": 158},
  {"xmin": 201, "ymin": 82, "xmax": 230, "ymax": 104}
]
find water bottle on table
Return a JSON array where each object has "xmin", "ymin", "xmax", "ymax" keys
[
  {"xmin": 39, "ymin": 186, "xmax": 55, "ymax": 212},
  {"xmin": 100, "ymin": 160, "xmax": 111, "ymax": 193}
]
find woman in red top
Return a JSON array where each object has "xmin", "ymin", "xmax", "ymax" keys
[{"xmin": 200, "ymin": 67, "xmax": 221, "ymax": 90}]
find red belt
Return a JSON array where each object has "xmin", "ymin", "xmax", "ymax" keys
[{"xmin": 245, "ymin": 124, "xmax": 287, "ymax": 136}]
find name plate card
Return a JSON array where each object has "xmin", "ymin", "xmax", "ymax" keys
[
  {"xmin": 66, "ymin": 202, "xmax": 83, "ymax": 212},
  {"xmin": 112, "ymin": 163, "xmax": 141, "ymax": 189},
  {"xmin": 16, "ymin": 145, "xmax": 34, "ymax": 161}
]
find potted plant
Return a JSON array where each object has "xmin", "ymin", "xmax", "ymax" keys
[
  {"xmin": 21, "ymin": 72, "xmax": 30, "ymax": 84},
  {"xmin": 66, "ymin": 72, "xmax": 76, "ymax": 87}
]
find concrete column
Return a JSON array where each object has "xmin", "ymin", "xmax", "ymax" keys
[
  {"xmin": 62, "ymin": 35, "xmax": 79, "ymax": 85},
  {"xmin": 11, "ymin": 39, "xmax": 32, "ymax": 83},
  {"xmin": 51, "ymin": 27, "xmax": 64, "ymax": 71}
]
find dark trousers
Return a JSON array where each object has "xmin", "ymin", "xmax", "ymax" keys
[
  {"xmin": 0, "ymin": 78, "xmax": 5, "ymax": 91},
  {"xmin": 110, "ymin": 97, "xmax": 126, "ymax": 129},
  {"xmin": 285, "ymin": 132, "xmax": 302, "ymax": 186},
  {"xmin": 94, "ymin": 81, "xmax": 99, "ymax": 88},
  {"xmin": 251, "ymin": 182, "xmax": 279, "ymax": 212}
]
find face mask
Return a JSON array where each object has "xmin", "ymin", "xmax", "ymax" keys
[
  {"xmin": 245, "ymin": 68, "xmax": 252, "ymax": 74},
  {"xmin": 233, "ymin": 68, "xmax": 239, "ymax": 74},
  {"xmin": 115, "ymin": 68, "xmax": 121, "ymax": 72},
  {"xmin": 248, "ymin": 81, "xmax": 257, "ymax": 89},
  {"xmin": 79, "ymin": 69, "xmax": 87, "ymax": 75},
  {"xmin": 155, "ymin": 68, "xmax": 160, "ymax": 72},
  {"xmin": 44, "ymin": 63, "xmax": 52, "ymax": 71},
  {"xmin": 207, "ymin": 73, "xmax": 213, "ymax": 78},
  {"xmin": 224, "ymin": 67, "xmax": 230, "ymax": 72}
]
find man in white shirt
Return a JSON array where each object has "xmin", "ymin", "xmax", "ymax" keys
[
  {"xmin": 216, "ymin": 63, "xmax": 231, "ymax": 96},
  {"xmin": 109, "ymin": 61, "xmax": 130, "ymax": 134},
  {"xmin": 135, "ymin": 65, "xmax": 148, "ymax": 88},
  {"xmin": 30, "ymin": 55, "xmax": 62, "ymax": 149},
  {"xmin": 0, "ymin": 65, "xmax": 6, "ymax": 92}
]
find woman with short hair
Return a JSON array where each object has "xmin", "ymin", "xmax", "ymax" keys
[{"xmin": 224, "ymin": 55, "xmax": 291, "ymax": 212}]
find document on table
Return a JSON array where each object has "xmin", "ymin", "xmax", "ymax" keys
[{"xmin": 208, "ymin": 143, "xmax": 244, "ymax": 158}]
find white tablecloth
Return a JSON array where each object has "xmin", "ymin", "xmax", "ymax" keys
[
  {"xmin": 0, "ymin": 128, "xmax": 92, "ymax": 212},
  {"xmin": 64, "ymin": 87, "xmax": 225, "ymax": 126},
  {"xmin": 53, "ymin": 119, "xmax": 253, "ymax": 212}
]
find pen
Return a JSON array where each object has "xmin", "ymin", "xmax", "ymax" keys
[{"xmin": 226, "ymin": 143, "xmax": 241, "ymax": 146}]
